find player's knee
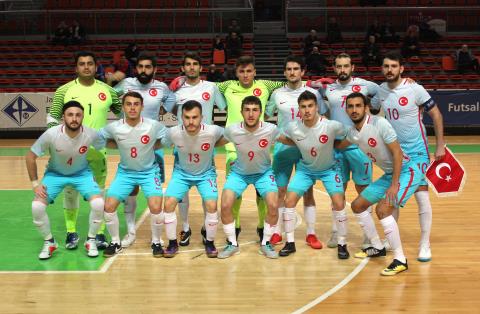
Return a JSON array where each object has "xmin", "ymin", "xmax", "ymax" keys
[
  {"xmin": 331, "ymin": 196, "xmax": 345, "ymax": 211},
  {"xmin": 350, "ymin": 198, "xmax": 365, "ymax": 214},
  {"xmin": 32, "ymin": 200, "xmax": 47, "ymax": 225},
  {"xmin": 163, "ymin": 197, "xmax": 177, "ymax": 213},
  {"xmin": 104, "ymin": 199, "xmax": 117, "ymax": 213}
]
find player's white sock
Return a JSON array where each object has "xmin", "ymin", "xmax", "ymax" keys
[
  {"xmin": 88, "ymin": 198, "xmax": 104, "ymax": 238},
  {"xmin": 334, "ymin": 208, "xmax": 348, "ymax": 245},
  {"xmin": 415, "ymin": 191, "xmax": 432, "ymax": 247},
  {"xmin": 164, "ymin": 212, "xmax": 177, "ymax": 240},
  {"xmin": 178, "ymin": 193, "xmax": 190, "ymax": 232},
  {"xmin": 354, "ymin": 210, "xmax": 383, "ymax": 250},
  {"xmin": 304, "ymin": 205, "xmax": 316, "ymax": 235},
  {"xmin": 32, "ymin": 201, "xmax": 52, "ymax": 240},
  {"xmin": 104, "ymin": 211, "xmax": 120, "ymax": 244},
  {"xmin": 283, "ymin": 207, "xmax": 296, "ymax": 242},
  {"xmin": 150, "ymin": 212, "xmax": 164, "ymax": 244},
  {"xmin": 124, "ymin": 195, "xmax": 137, "ymax": 235},
  {"xmin": 380, "ymin": 215, "xmax": 406, "ymax": 263},
  {"xmin": 262, "ymin": 221, "xmax": 276, "ymax": 245},
  {"xmin": 273, "ymin": 206, "xmax": 284, "ymax": 235},
  {"xmin": 223, "ymin": 222, "xmax": 237, "ymax": 246},
  {"xmin": 331, "ymin": 208, "xmax": 338, "ymax": 233},
  {"xmin": 205, "ymin": 212, "xmax": 218, "ymax": 241}
]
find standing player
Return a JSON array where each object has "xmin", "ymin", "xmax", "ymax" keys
[
  {"xmin": 100, "ymin": 92, "xmax": 167, "ymax": 257},
  {"xmin": 371, "ymin": 52, "xmax": 445, "ymax": 262},
  {"xmin": 114, "ymin": 53, "xmax": 176, "ymax": 248},
  {"xmin": 26, "ymin": 101, "xmax": 105, "ymax": 259},
  {"xmin": 321, "ymin": 53, "xmax": 379, "ymax": 249},
  {"xmin": 218, "ymin": 96, "xmax": 280, "ymax": 259},
  {"xmin": 339, "ymin": 92, "xmax": 422, "ymax": 275},
  {"xmin": 280, "ymin": 91, "xmax": 348, "ymax": 259},
  {"xmin": 265, "ymin": 55, "xmax": 326, "ymax": 249},
  {"xmin": 162, "ymin": 100, "xmax": 226, "ymax": 258},
  {"xmin": 48, "ymin": 51, "xmax": 122, "ymax": 250},
  {"xmin": 171, "ymin": 52, "xmax": 226, "ymax": 246}
]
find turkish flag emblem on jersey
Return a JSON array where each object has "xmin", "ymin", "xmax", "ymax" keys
[
  {"xmin": 425, "ymin": 147, "xmax": 466, "ymax": 196},
  {"xmin": 202, "ymin": 92, "xmax": 210, "ymax": 101},
  {"xmin": 98, "ymin": 92, "xmax": 107, "ymax": 101},
  {"xmin": 352, "ymin": 85, "xmax": 361, "ymax": 92},
  {"xmin": 149, "ymin": 89, "xmax": 158, "ymax": 97},
  {"xmin": 253, "ymin": 88, "xmax": 262, "ymax": 97}
]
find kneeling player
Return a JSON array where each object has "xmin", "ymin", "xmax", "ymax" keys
[{"xmin": 26, "ymin": 101, "xmax": 105, "ymax": 259}]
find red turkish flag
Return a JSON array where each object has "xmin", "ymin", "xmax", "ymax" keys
[{"xmin": 425, "ymin": 147, "xmax": 466, "ymax": 197}]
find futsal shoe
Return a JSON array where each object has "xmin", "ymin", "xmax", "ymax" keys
[
  {"xmin": 417, "ymin": 244, "xmax": 432, "ymax": 262},
  {"xmin": 279, "ymin": 242, "xmax": 296, "ymax": 257},
  {"xmin": 200, "ymin": 227, "xmax": 207, "ymax": 245},
  {"xmin": 337, "ymin": 244, "xmax": 350, "ymax": 259},
  {"xmin": 306, "ymin": 234, "xmax": 323, "ymax": 249},
  {"xmin": 179, "ymin": 228, "xmax": 192, "ymax": 247},
  {"xmin": 259, "ymin": 243, "xmax": 279, "ymax": 259},
  {"xmin": 270, "ymin": 233, "xmax": 282, "ymax": 245},
  {"xmin": 354, "ymin": 246, "xmax": 386, "ymax": 259},
  {"xmin": 104, "ymin": 242, "xmax": 122, "ymax": 257},
  {"xmin": 217, "ymin": 243, "xmax": 240, "ymax": 259},
  {"xmin": 39, "ymin": 239, "xmax": 58, "ymax": 260},
  {"xmin": 151, "ymin": 243, "xmax": 164, "ymax": 258},
  {"xmin": 95, "ymin": 234, "xmax": 108, "ymax": 250},
  {"xmin": 163, "ymin": 240, "xmax": 179, "ymax": 258},
  {"xmin": 65, "ymin": 232, "xmax": 79, "ymax": 250},
  {"xmin": 381, "ymin": 259, "xmax": 408, "ymax": 276},
  {"xmin": 121, "ymin": 233, "xmax": 136, "ymax": 248},
  {"xmin": 257, "ymin": 227, "xmax": 264, "ymax": 243},
  {"xmin": 85, "ymin": 238, "xmax": 99, "ymax": 258},
  {"xmin": 205, "ymin": 240, "xmax": 218, "ymax": 258},
  {"xmin": 327, "ymin": 231, "xmax": 338, "ymax": 248}
]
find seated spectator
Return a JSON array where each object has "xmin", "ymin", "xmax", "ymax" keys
[
  {"xmin": 362, "ymin": 35, "xmax": 382, "ymax": 67},
  {"xmin": 227, "ymin": 18, "xmax": 243, "ymax": 43},
  {"xmin": 456, "ymin": 44, "xmax": 480, "ymax": 74},
  {"xmin": 105, "ymin": 53, "xmax": 133, "ymax": 86},
  {"xmin": 419, "ymin": 16, "xmax": 441, "ymax": 42},
  {"xmin": 206, "ymin": 64, "xmax": 224, "ymax": 82},
  {"xmin": 213, "ymin": 35, "xmax": 225, "ymax": 51},
  {"xmin": 381, "ymin": 22, "xmax": 399, "ymax": 43},
  {"xmin": 401, "ymin": 27, "xmax": 420, "ymax": 59},
  {"xmin": 124, "ymin": 43, "xmax": 140, "ymax": 69},
  {"xmin": 52, "ymin": 21, "xmax": 69, "ymax": 45},
  {"xmin": 366, "ymin": 19, "xmax": 382, "ymax": 41},
  {"xmin": 69, "ymin": 20, "xmax": 85, "ymax": 45},
  {"xmin": 326, "ymin": 17, "xmax": 343, "ymax": 44},
  {"xmin": 226, "ymin": 31, "xmax": 242, "ymax": 60},
  {"xmin": 96, "ymin": 62, "xmax": 106, "ymax": 82},
  {"xmin": 306, "ymin": 46, "xmax": 328, "ymax": 75},
  {"xmin": 223, "ymin": 64, "xmax": 236, "ymax": 81},
  {"xmin": 304, "ymin": 29, "xmax": 320, "ymax": 56}
]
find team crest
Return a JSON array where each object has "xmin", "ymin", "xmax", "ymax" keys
[
  {"xmin": 319, "ymin": 134, "xmax": 329, "ymax": 144},
  {"xmin": 79, "ymin": 146, "xmax": 88, "ymax": 154},
  {"xmin": 259, "ymin": 138, "xmax": 268, "ymax": 148},
  {"xmin": 368, "ymin": 138, "xmax": 377, "ymax": 147},
  {"xmin": 202, "ymin": 92, "xmax": 211, "ymax": 101},
  {"xmin": 141, "ymin": 135, "xmax": 150, "ymax": 144},
  {"xmin": 149, "ymin": 89, "xmax": 158, "ymax": 97},
  {"xmin": 201, "ymin": 143, "xmax": 211, "ymax": 151},
  {"xmin": 98, "ymin": 92, "xmax": 107, "ymax": 101},
  {"xmin": 352, "ymin": 85, "xmax": 361, "ymax": 92},
  {"xmin": 253, "ymin": 88, "xmax": 262, "ymax": 97},
  {"xmin": 398, "ymin": 96, "xmax": 408, "ymax": 106}
]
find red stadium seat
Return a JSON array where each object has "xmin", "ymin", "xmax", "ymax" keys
[{"xmin": 442, "ymin": 56, "xmax": 456, "ymax": 71}]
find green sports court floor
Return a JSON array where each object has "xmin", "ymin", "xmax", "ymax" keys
[{"xmin": 0, "ymin": 144, "xmax": 478, "ymax": 272}]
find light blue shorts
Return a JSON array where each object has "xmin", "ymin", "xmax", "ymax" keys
[
  {"xmin": 287, "ymin": 164, "xmax": 344, "ymax": 197},
  {"xmin": 42, "ymin": 168, "xmax": 101, "ymax": 204},
  {"xmin": 223, "ymin": 169, "xmax": 278, "ymax": 198},
  {"xmin": 361, "ymin": 162, "xmax": 422, "ymax": 208},
  {"xmin": 407, "ymin": 151, "xmax": 430, "ymax": 186},
  {"xmin": 272, "ymin": 142, "xmax": 302, "ymax": 187},
  {"xmin": 107, "ymin": 166, "xmax": 163, "ymax": 202},
  {"xmin": 165, "ymin": 167, "xmax": 218, "ymax": 201},
  {"xmin": 335, "ymin": 145, "xmax": 372, "ymax": 186}
]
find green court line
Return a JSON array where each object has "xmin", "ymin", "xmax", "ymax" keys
[{"xmin": 0, "ymin": 190, "xmax": 147, "ymax": 272}]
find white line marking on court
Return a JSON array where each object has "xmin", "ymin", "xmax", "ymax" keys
[{"xmin": 291, "ymin": 258, "xmax": 370, "ymax": 313}]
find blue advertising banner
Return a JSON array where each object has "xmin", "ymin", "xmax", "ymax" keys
[{"xmin": 424, "ymin": 90, "xmax": 480, "ymax": 126}]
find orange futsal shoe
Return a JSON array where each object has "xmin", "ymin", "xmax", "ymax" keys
[
  {"xmin": 270, "ymin": 233, "xmax": 282, "ymax": 245},
  {"xmin": 306, "ymin": 234, "xmax": 323, "ymax": 249}
]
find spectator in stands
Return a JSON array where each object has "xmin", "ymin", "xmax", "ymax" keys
[
  {"xmin": 419, "ymin": 16, "xmax": 441, "ymax": 42},
  {"xmin": 401, "ymin": 26, "xmax": 420, "ymax": 59},
  {"xmin": 105, "ymin": 53, "xmax": 133, "ymax": 86},
  {"xmin": 304, "ymin": 29, "xmax": 320, "ymax": 57},
  {"xmin": 213, "ymin": 35, "xmax": 225, "ymax": 50},
  {"xmin": 366, "ymin": 19, "xmax": 382, "ymax": 41},
  {"xmin": 227, "ymin": 18, "xmax": 243, "ymax": 43},
  {"xmin": 52, "ymin": 21, "xmax": 69, "ymax": 45},
  {"xmin": 124, "ymin": 43, "xmax": 140, "ymax": 69},
  {"xmin": 326, "ymin": 17, "xmax": 343, "ymax": 44},
  {"xmin": 362, "ymin": 35, "xmax": 382, "ymax": 67},
  {"xmin": 306, "ymin": 46, "xmax": 328, "ymax": 75},
  {"xmin": 69, "ymin": 20, "xmax": 85, "ymax": 45},
  {"xmin": 381, "ymin": 22, "xmax": 399, "ymax": 43},
  {"xmin": 206, "ymin": 64, "xmax": 224, "ymax": 82},
  {"xmin": 223, "ymin": 64, "xmax": 236, "ymax": 81},
  {"xmin": 455, "ymin": 44, "xmax": 480, "ymax": 74},
  {"xmin": 96, "ymin": 62, "xmax": 105, "ymax": 82},
  {"xmin": 226, "ymin": 31, "xmax": 242, "ymax": 60}
]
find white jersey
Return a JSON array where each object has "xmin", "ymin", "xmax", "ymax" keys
[
  {"xmin": 31, "ymin": 125, "xmax": 104, "ymax": 175},
  {"xmin": 174, "ymin": 80, "xmax": 226, "ymax": 125},
  {"xmin": 224, "ymin": 122, "xmax": 279, "ymax": 175},
  {"xmin": 164, "ymin": 124, "xmax": 223, "ymax": 175},
  {"xmin": 100, "ymin": 118, "xmax": 167, "ymax": 171},
  {"xmin": 284, "ymin": 117, "xmax": 345, "ymax": 172},
  {"xmin": 114, "ymin": 78, "xmax": 176, "ymax": 120},
  {"xmin": 371, "ymin": 79, "xmax": 434, "ymax": 156},
  {"xmin": 347, "ymin": 115, "xmax": 410, "ymax": 174},
  {"xmin": 325, "ymin": 77, "xmax": 379, "ymax": 127},
  {"xmin": 266, "ymin": 84, "xmax": 326, "ymax": 130}
]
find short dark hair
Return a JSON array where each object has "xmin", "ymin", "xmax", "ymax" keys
[
  {"xmin": 284, "ymin": 55, "xmax": 305, "ymax": 70},
  {"xmin": 334, "ymin": 52, "xmax": 352, "ymax": 65},
  {"xmin": 137, "ymin": 53, "xmax": 157, "ymax": 67},
  {"xmin": 236, "ymin": 55, "xmax": 255, "ymax": 69},
  {"xmin": 241, "ymin": 96, "xmax": 262, "ymax": 111},
  {"xmin": 182, "ymin": 100, "xmax": 203, "ymax": 114},
  {"xmin": 74, "ymin": 51, "xmax": 96, "ymax": 64},
  {"xmin": 183, "ymin": 51, "xmax": 201, "ymax": 66},
  {"xmin": 345, "ymin": 92, "xmax": 368, "ymax": 106},
  {"xmin": 62, "ymin": 100, "xmax": 84, "ymax": 114},
  {"xmin": 383, "ymin": 51, "xmax": 404, "ymax": 65},
  {"xmin": 297, "ymin": 90, "xmax": 317, "ymax": 104},
  {"xmin": 122, "ymin": 91, "xmax": 143, "ymax": 104}
]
